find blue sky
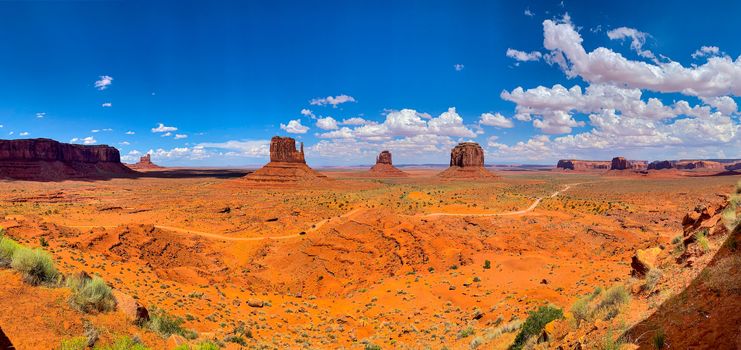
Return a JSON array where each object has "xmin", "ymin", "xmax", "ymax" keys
[{"xmin": 1, "ymin": 0, "xmax": 740, "ymax": 166}]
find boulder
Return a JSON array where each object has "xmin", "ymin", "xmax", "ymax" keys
[
  {"xmin": 112, "ymin": 290, "xmax": 150, "ymax": 325},
  {"xmin": 0, "ymin": 138, "xmax": 133, "ymax": 180},
  {"xmin": 630, "ymin": 247, "xmax": 661, "ymax": 277},
  {"xmin": 247, "ymin": 298, "xmax": 264, "ymax": 308}
]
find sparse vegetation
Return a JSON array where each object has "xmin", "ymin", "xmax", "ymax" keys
[
  {"xmin": 60, "ymin": 336, "xmax": 88, "ymax": 350},
  {"xmin": 483, "ymin": 260, "xmax": 491, "ymax": 269},
  {"xmin": 457, "ymin": 326, "xmax": 475, "ymax": 339},
  {"xmin": 509, "ymin": 305, "xmax": 563, "ymax": 350},
  {"xmin": 94, "ymin": 336, "xmax": 150, "ymax": 350},
  {"xmin": 695, "ymin": 230, "xmax": 710, "ymax": 252},
  {"xmin": 10, "ymin": 246, "xmax": 59, "ymax": 285},
  {"xmin": 645, "ymin": 268, "xmax": 663, "ymax": 291},
  {"xmin": 0, "ymin": 235, "xmax": 21, "ymax": 267},
  {"xmin": 146, "ymin": 307, "xmax": 197, "ymax": 339},
  {"xmin": 570, "ymin": 285, "xmax": 630, "ymax": 329},
  {"xmin": 652, "ymin": 329, "xmax": 666, "ymax": 349},
  {"xmin": 67, "ymin": 274, "xmax": 117, "ymax": 313}
]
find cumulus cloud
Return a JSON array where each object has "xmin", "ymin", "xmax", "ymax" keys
[
  {"xmin": 691, "ymin": 46, "xmax": 721, "ymax": 59},
  {"xmin": 197, "ymin": 140, "xmax": 270, "ymax": 158},
  {"xmin": 309, "ymin": 94, "xmax": 356, "ymax": 107},
  {"xmin": 35, "ymin": 112, "xmax": 45, "ymax": 119},
  {"xmin": 541, "ymin": 17, "xmax": 741, "ymax": 98},
  {"xmin": 506, "ymin": 49, "xmax": 543, "ymax": 62},
  {"xmin": 102, "ymin": 102, "xmax": 112, "ymax": 107},
  {"xmin": 301, "ymin": 109, "xmax": 316, "ymax": 119},
  {"xmin": 341, "ymin": 117, "xmax": 374, "ymax": 125},
  {"xmin": 606, "ymin": 26, "xmax": 654, "ymax": 59},
  {"xmin": 479, "ymin": 112, "xmax": 514, "ymax": 128},
  {"xmin": 94, "ymin": 75, "xmax": 113, "ymax": 90},
  {"xmin": 280, "ymin": 119, "xmax": 309, "ymax": 134},
  {"xmin": 125, "ymin": 131, "xmax": 135, "ymax": 135},
  {"xmin": 151, "ymin": 123, "xmax": 178, "ymax": 133},
  {"xmin": 316, "ymin": 116, "xmax": 339, "ymax": 130},
  {"xmin": 70, "ymin": 136, "xmax": 96, "ymax": 145},
  {"xmin": 524, "ymin": 8, "xmax": 534, "ymax": 17},
  {"xmin": 19, "ymin": 132, "xmax": 29, "ymax": 136},
  {"xmin": 454, "ymin": 64, "xmax": 465, "ymax": 71},
  {"xmin": 174, "ymin": 134, "xmax": 188, "ymax": 139}
]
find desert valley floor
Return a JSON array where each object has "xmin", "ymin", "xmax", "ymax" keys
[{"xmin": 0, "ymin": 169, "xmax": 739, "ymax": 349}]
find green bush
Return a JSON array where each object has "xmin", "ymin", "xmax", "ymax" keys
[
  {"xmin": 695, "ymin": 231, "xmax": 710, "ymax": 252},
  {"xmin": 645, "ymin": 269, "xmax": 663, "ymax": 291},
  {"xmin": 652, "ymin": 329, "xmax": 666, "ymax": 349},
  {"xmin": 457, "ymin": 326, "xmax": 475, "ymax": 339},
  {"xmin": 570, "ymin": 297, "xmax": 590, "ymax": 327},
  {"xmin": 0, "ymin": 236, "xmax": 21, "ymax": 267},
  {"xmin": 67, "ymin": 274, "xmax": 117, "ymax": 313},
  {"xmin": 10, "ymin": 247, "xmax": 59, "ymax": 285},
  {"xmin": 60, "ymin": 336, "xmax": 88, "ymax": 350},
  {"xmin": 94, "ymin": 336, "xmax": 150, "ymax": 350},
  {"xmin": 146, "ymin": 307, "xmax": 196, "ymax": 339},
  {"xmin": 509, "ymin": 305, "xmax": 563, "ymax": 350},
  {"xmin": 598, "ymin": 285, "xmax": 629, "ymax": 310}
]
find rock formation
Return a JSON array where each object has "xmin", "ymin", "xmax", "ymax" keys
[
  {"xmin": 647, "ymin": 160, "xmax": 674, "ymax": 170},
  {"xmin": 0, "ymin": 326, "xmax": 12, "ymax": 350},
  {"xmin": 610, "ymin": 157, "xmax": 630, "ymax": 170},
  {"xmin": 368, "ymin": 150, "xmax": 408, "ymax": 177},
  {"xmin": 241, "ymin": 136, "xmax": 327, "ymax": 186},
  {"xmin": 127, "ymin": 154, "xmax": 162, "ymax": 170},
  {"xmin": 648, "ymin": 160, "xmax": 726, "ymax": 171},
  {"xmin": 556, "ymin": 160, "xmax": 611, "ymax": 171},
  {"xmin": 0, "ymin": 138, "xmax": 134, "ymax": 180},
  {"xmin": 438, "ymin": 142, "xmax": 496, "ymax": 179}
]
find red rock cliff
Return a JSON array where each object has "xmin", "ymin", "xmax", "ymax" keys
[
  {"xmin": 376, "ymin": 150, "xmax": 393, "ymax": 165},
  {"xmin": 269, "ymin": 136, "xmax": 305, "ymax": 163},
  {"xmin": 449, "ymin": 142, "xmax": 485, "ymax": 167},
  {"xmin": 556, "ymin": 160, "xmax": 611, "ymax": 171}
]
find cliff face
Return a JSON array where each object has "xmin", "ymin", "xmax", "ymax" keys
[
  {"xmin": 0, "ymin": 138, "xmax": 121, "ymax": 163},
  {"xmin": 0, "ymin": 138, "xmax": 132, "ymax": 180},
  {"xmin": 648, "ymin": 160, "xmax": 726, "ymax": 171},
  {"xmin": 269, "ymin": 136, "xmax": 305, "ymax": 163},
  {"xmin": 449, "ymin": 142, "xmax": 485, "ymax": 167},
  {"xmin": 556, "ymin": 160, "xmax": 611, "ymax": 171},
  {"xmin": 376, "ymin": 150, "xmax": 393, "ymax": 165}
]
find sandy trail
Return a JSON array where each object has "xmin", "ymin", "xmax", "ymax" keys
[{"xmin": 65, "ymin": 183, "xmax": 582, "ymax": 241}]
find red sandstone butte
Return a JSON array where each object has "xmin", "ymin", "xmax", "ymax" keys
[
  {"xmin": 0, "ymin": 138, "xmax": 134, "ymax": 180},
  {"xmin": 556, "ymin": 159, "xmax": 611, "ymax": 171},
  {"xmin": 437, "ymin": 142, "xmax": 496, "ymax": 179},
  {"xmin": 127, "ymin": 154, "xmax": 163, "ymax": 170},
  {"xmin": 368, "ymin": 150, "xmax": 408, "ymax": 177},
  {"xmin": 241, "ymin": 136, "xmax": 327, "ymax": 186}
]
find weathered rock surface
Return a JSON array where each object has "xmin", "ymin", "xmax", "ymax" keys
[
  {"xmin": 368, "ymin": 151, "xmax": 408, "ymax": 177},
  {"xmin": 556, "ymin": 159, "xmax": 611, "ymax": 171},
  {"xmin": 112, "ymin": 290, "xmax": 149, "ymax": 325},
  {"xmin": 438, "ymin": 142, "xmax": 496, "ymax": 179},
  {"xmin": 0, "ymin": 326, "xmax": 13, "ymax": 350},
  {"xmin": 675, "ymin": 160, "xmax": 724, "ymax": 170},
  {"xmin": 0, "ymin": 138, "xmax": 134, "ymax": 180},
  {"xmin": 270, "ymin": 136, "xmax": 305, "ymax": 163},
  {"xmin": 648, "ymin": 160, "xmax": 674, "ymax": 170},
  {"xmin": 127, "ymin": 154, "xmax": 162, "ymax": 170},
  {"xmin": 241, "ymin": 136, "xmax": 327, "ymax": 186},
  {"xmin": 610, "ymin": 157, "xmax": 647, "ymax": 170},
  {"xmin": 630, "ymin": 247, "xmax": 661, "ymax": 277}
]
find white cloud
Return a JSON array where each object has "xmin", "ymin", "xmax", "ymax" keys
[
  {"xmin": 151, "ymin": 123, "xmax": 178, "ymax": 133},
  {"xmin": 454, "ymin": 64, "xmax": 465, "ymax": 71},
  {"xmin": 119, "ymin": 141, "xmax": 130, "ymax": 145},
  {"xmin": 125, "ymin": 131, "xmax": 135, "ymax": 135},
  {"xmin": 35, "ymin": 112, "xmax": 45, "ymax": 119},
  {"xmin": 479, "ymin": 112, "xmax": 514, "ymax": 128},
  {"xmin": 70, "ymin": 136, "xmax": 97, "ymax": 145},
  {"xmin": 280, "ymin": 119, "xmax": 309, "ymax": 134},
  {"xmin": 198, "ymin": 140, "xmax": 270, "ymax": 158},
  {"xmin": 174, "ymin": 134, "xmax": 188, "ymax": 139},
  {"xmin": 91, "ymin": 129, "xmax": 100, "ymax": 133},
  {"xmin": 300, "ymin": 109, "xmax": 316, "ymax": 119},
  {"xmin": 94, "ymin": 75, "xmax": 113, "ymax": 90},
  {"xmin": 19, "ymin": 132, "xmax": 29, "ymax": 136},
  {"xmin": 691, "ymin": 46, "xmax": 721, "ymax": 59},
  {"xmin": 606, "ymin": 27, "xmax": 655, "ymax": 59},
  {"xmin": 102, "ymin": 102, "xmax": 112, "ymax": 107},
  {"xmin": 316, "ymin": 116, "xmax": 339, "ymax": 130},
  {"xmin": 162, "ymin": 132, "xmax": 172, "ymax": 137},
  {"xmin": 506, "ymin": 49, "xmax": 543, "ymax": 62},
  {"xmin": 524, "ymin": 8, "xmax": 534, "ymax": 17},
  {"xmin": 541, "ymin": 17, "xmax": 741, "ymax": 98},
  {"xmin": 309, "ymin": 94, "xmax": 356, "ymax": 107},
  {"xmin": 341, "ymin": 117, "xmax": 374, "ymax": 125}
]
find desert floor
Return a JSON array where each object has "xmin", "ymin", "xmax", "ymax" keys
[{"xmin": 0, "ymin": 168, "xmax": 738, "ymax": 349}]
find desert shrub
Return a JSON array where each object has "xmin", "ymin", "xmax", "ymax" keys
[
  {"xmin": 10, "ymin": 247, "xmax": 59, "ymax": 285},
  {"xmin": 457, "ymin": 326, "xmax": 475, "ymax": 339},
  {"xmin": 599, "ymin": 330, "xmax": 623, "ymax": 350},
  {"xmin": 60, "ymin": 337, "xmax": 88, "ymax": 350},
  {"xmin": 509, "ymin": 305, "xmax": 563, "ymax": 350},
  {"xmin": 695, "ymin": 230, "xmax": 710, "ymax": 252},
  {"xmin": 0, "ymin": 236, "xmax": 21, "ymax": 267},
  {"xmin": 470, "ymin": 336, "xmax": 484, "ymax": 349},
  {"xmin": 670, "ymin": 235, "xmax": 682, "ymax": 245},
  {"xmin": 146, "ymin": 307, "xmax": 196, "ymax": 339},
  {"xmin": 67, "ymin": 274, "xmax": 117, "ymax": 313},
  {"xmin": 645, "ymin": 268, "xmax": 663, "ymax": 291},
  {"xmin": 94, "ymin": 336, "xmax": 150, "ymax": 350},
  {"xmin": 598, "ymin": 285, "xmax": 629, "ymax": 310},
  {"xmin": 483, "ymin": 260, "xmax": 491, "ymax": 269},
  {"xmin": 570, "ymin": 297, "xmax": 590, "ymax": 327},
  {"xmin": 652, "ymin": 329, "xmax": 666, "ymax": 349},
  {"xmin": 39, "ymin": 236, "xmax": 49, "ymax": 247}
]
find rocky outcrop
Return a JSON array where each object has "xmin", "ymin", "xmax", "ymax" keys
[
  {"xmin": 630, "ymin": 247, "xmax": 662, "ymax": 277},
  {"xmin": 270, "ymin": 136, "xmax": 305, "ymax": 163},
  {"xmin": 241, "ymin": 136, "xmax": 327, "ymax": 186},
  {"xmin": 438, "ymin": 142, "xmax": 496, "ymax": 179},
  {"xmin": 610, "ymin": 157, "xmax": 647, "ymax": 170},
  {"xmin": 0, "ymin": 326, "xmax": 13, "ymax": 350},
  {"xmin": 112, "ymin": 290, "xmax": 149, "ymax": 325},
  {"xmin": 675, "ymin": 160, "xmax": 724, "ymax": 170},
  {"xmin": 0, "ymin": 138, "xmax": 134, "ymax": 180},
  {"xmin": 648, "ymin": 160, "xmax": 674, "ymax": 170},
  {"xmin": 368, "ymin": 151, "xmax": 408, "ymax": 177},
  {"xmin": 127, "ymin": 154, "xmax": 162, "ymax": 170},
  {"xmin": 556, "ymin": 160, "xmax": 611, "ymax": 171}
]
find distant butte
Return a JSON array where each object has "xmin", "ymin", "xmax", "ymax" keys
[
  {"xmin": 127, "ymin": 154, "xmax": 163, "ymax": 170},
  {"xmin": 437, "ymin": 142, "xmax": 497, "ymax": 179},
  {"xmin": 0, "ymin": 138, "xmax": 134, "ymax": 180},
  {"xmin": 367, "ymin": 151, "xmax": 408, "ymax": 177},
  {"xmin": 240, "ymin": 136, "xmax": 328, "ymax": 186}
]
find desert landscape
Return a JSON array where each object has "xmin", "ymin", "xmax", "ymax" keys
[{"xmin": 0, "ymin": 137, "xmax": 739, "ymax": 349}]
